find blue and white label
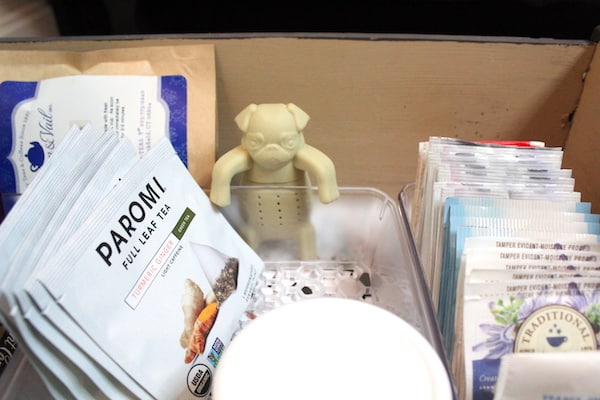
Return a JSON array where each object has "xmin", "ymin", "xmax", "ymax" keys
[{"xmin": 0, "ymin": 75, "xmax": 187, "ymax": 194}]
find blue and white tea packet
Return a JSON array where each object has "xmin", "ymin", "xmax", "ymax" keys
[{"xmin": 0, "ymin": 74, "xmax": 187, "ymax": 196}]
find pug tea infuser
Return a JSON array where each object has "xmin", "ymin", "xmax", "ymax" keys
[{"xmin": 210, "ymin": 103, "xmax": 339, "ymax": 259}]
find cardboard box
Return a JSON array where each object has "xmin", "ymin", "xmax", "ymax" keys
[
  {"xmin": 2, "ymin": 34, "xmax": 599, "ymax": 399},
  {"xmin": 0, "ymin": 33, "xmax": 597, "ymax": 212}
]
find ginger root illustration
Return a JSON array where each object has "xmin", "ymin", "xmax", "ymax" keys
[{"xmin": 180, "ymin": 244, "xmax": 240, "ymax": 363}]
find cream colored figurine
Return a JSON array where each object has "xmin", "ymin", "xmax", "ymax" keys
[{"xmin": 210, "ymin": 103, "xmax": 339, "ymax": 259}]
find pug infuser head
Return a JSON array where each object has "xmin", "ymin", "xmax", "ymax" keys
[{"xmin": 237, "ymin": 104, "xmax": 307, "ymax": 172}]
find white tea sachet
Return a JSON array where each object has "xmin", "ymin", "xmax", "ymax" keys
[
  {"xmin": 493, "ymin": 352, "xmax": 600, "ymax": 399},
  {"xmin": 32, "ymin": 137, "xmax": 263, "ymax": 399}
]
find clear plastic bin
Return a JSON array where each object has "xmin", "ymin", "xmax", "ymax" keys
[
  {"xmin": 2, "ymin": 185, "xmax": 454, "ymax": 398},
  {"xmin": 221, "ymin": 186, "xmax": 445, "ymax": 358}
]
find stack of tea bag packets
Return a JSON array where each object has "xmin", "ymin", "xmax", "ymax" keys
[
  {"xmin": 411, "ymin": 137, "xmax": 600, "ymax": 400},
  {"xmin": 0, "ymin": 125, "xmax": 263, "ymax": 399}
]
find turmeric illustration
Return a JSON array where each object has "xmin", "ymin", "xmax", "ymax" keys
[
  {"xmin": 180, "ymin": 254, "xmax": 239, "ymax": 363},
  {"xmin": 184, "ymin": 301, "xmax": 219, "ymax": 363},
  {"xmin": 179, "ymin": 279, "xmax": 205, "ymax": 348}
]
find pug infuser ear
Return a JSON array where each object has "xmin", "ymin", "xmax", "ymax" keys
[
  {"xmin": 234, "ymin": 103, "xmax": 258, "ymax": 133},
  {"xmin": 286, "ymin": 103, "xmax": 310, "ymax": 132}
]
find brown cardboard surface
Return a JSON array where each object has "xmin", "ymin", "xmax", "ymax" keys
[
  {"xmin": 0, "ymin": 36, "xmax": 595, "ymax": 205},
  {"xmin": 564, "ymin": 45, "xmax": 600, "ymax": 214}
]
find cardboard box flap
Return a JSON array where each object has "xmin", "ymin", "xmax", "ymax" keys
[
  {"xmin": 564, "ymin": 42, "xmax": 600, "ymax": 214},
  {"xmin": 206, "ymin": 37, "xmax": 594, "ymax": 198}
]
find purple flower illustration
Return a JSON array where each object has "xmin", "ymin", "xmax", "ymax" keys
[
  {"xmin": 472, "ymin": 322, "xmax": 515, "ymax": 359},
  {"xmin": 562, "ymin": 283, "xmax": 600, "ymax": 342},
  {"xmin": 561, "ymin": 282, "xmax": 600, "ymax": 312},
  {"xmin": 473, "ymin": 296, "xmax": 523, "ymax": 359},
  {"xmin": 517, "ymin": 290, "xmax": 557, "ymax": 324}
]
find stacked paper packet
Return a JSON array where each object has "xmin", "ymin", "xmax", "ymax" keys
[
  {"xmin": 0, "ymin": 125, "xmax": 263, "ymax": 399},
  {"xmin": 411, "ymin": 137, "xmax": 600, "ymax": 400}
]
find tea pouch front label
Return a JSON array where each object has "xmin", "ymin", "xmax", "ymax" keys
[
  {"xmin": 0, "ymin": 74, "xmax": 186, "ymax": 194},
  {"xmin": 463, "ymin": 278, "xmax": 600, "ymax": 400},
  {"xmin": 34, "ymin": 138, "xmax": 263, "ymax": 399}
]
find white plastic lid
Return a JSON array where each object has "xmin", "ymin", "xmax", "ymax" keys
[{"xmin": 213, "ymin": 297, "xmax": 453, "ymax": 400}]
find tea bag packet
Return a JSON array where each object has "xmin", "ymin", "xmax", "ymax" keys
[
  {"xmin": 427, "ymin": 181, "xmax": 513, "ymax": 292},
  {"xmin": 32, "ymin": 138, "xmax": 263, "ymax": 399},
  {"xmin": 412, "ymin": 137, "xmax": 599, "ymax": 400},
  {"xmin": 457, "ymin": 239, "xmax": 600, "ymax": 300},
  {"xmin": 439, "ymin": 202, "xmax": 599, "ymax": 319},
  {"xmin": 0, "ymin": 129, "xmax": 142, "ymax": 399},
  {"xmin": 440, "ymin": 197, "xmax": 595, "ymax": 285},
  {"xmin": 436, "ymin": 161, "xmax": 574, "ymax": 187},
  {"xmin": 0, "ymin": 74, "xmax": 189, "ymax": 196},
  {"xmin": 414, "ymin": 137, "xmax": 568, "ymax": 289},
  {"xmin": 448, "ymin": 204, "xmax": 599, "ymax": 224},
  {"xmin": 461, "ymin": 277, "xmax": 600, "ymax": 400},
  {"xmin": 4, "ymin": 137, "xmax": 200, "ymax": 398},
  {"xmin": 3, "ymin": 128, "xmax": 120, "ymax": 292},
  {"xmin": 493, "ymin": 352, "xmax": 600, "ymax": 399},
  {"xmin": 0, "ymin": 43, "xmax": 217, "ymax": 191},
  {"xmin": 441, "ymin": 229, "xmax": 600, "ymax": 346},
  {"xmin": 439, "ymin": 217, "xmax": 600, "ymax": 358},
  {"xmin": 438, "ymin": 160, "xmax": 573, "ymax": 178},
  {"xmin": 466, "ymin": 261, "xmax": 600, "ymax": 282},
  {"xmin": 444, "ymin": 196, "xmax": 592, "ymax": 214},
  {"xmin": 0, "ymin": 124, "xmax": 97, "ymax": 337},
  {"xmin": 455, "ymin": 236, "xmax": 600, "ymax": 293},
  {"xmin": 456, "ymin": 237, "xmax": 600, "ymax": 283},
  {"xmin": 0, "ymin": 124, "xmax": 91, "ymax": 396},
  {"xmin": 0, "ymin": 126, "xmax": 116, "ymax": 398},
  {"xmin": 13, "ymin": 139, "xmax": 152, "ymax": 398},
  {"xmin": 455, "ymin": 238, "xmax": 600, "ymax": 400},
  {"xmin": 422, "ymin": 136, "xmax": 562, "ymax": 204},
  {"xmin": 424, "ymin": 181, "xmax": 508, "ymax": 292},
  {"xmin": 431, "ymin": 181, "xmax": 581, "ymax": 277},
  {"xmin": 25, "ymin": 138, "xmax": 202, "ymax": 398},
  {"xmin": 19, "ymin": 138, "xmax": 190, "ymax": 399},
  {"xmin": 425, "ymin": 183, "xmax": 577, "ymax": 295},
  {"xmin": 422, "ymin": 182, "xmax": 579, "ymax": 304},
  {"xmin": 0, "ymin": 124, "xmax": 96, "ymax": 253}
]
